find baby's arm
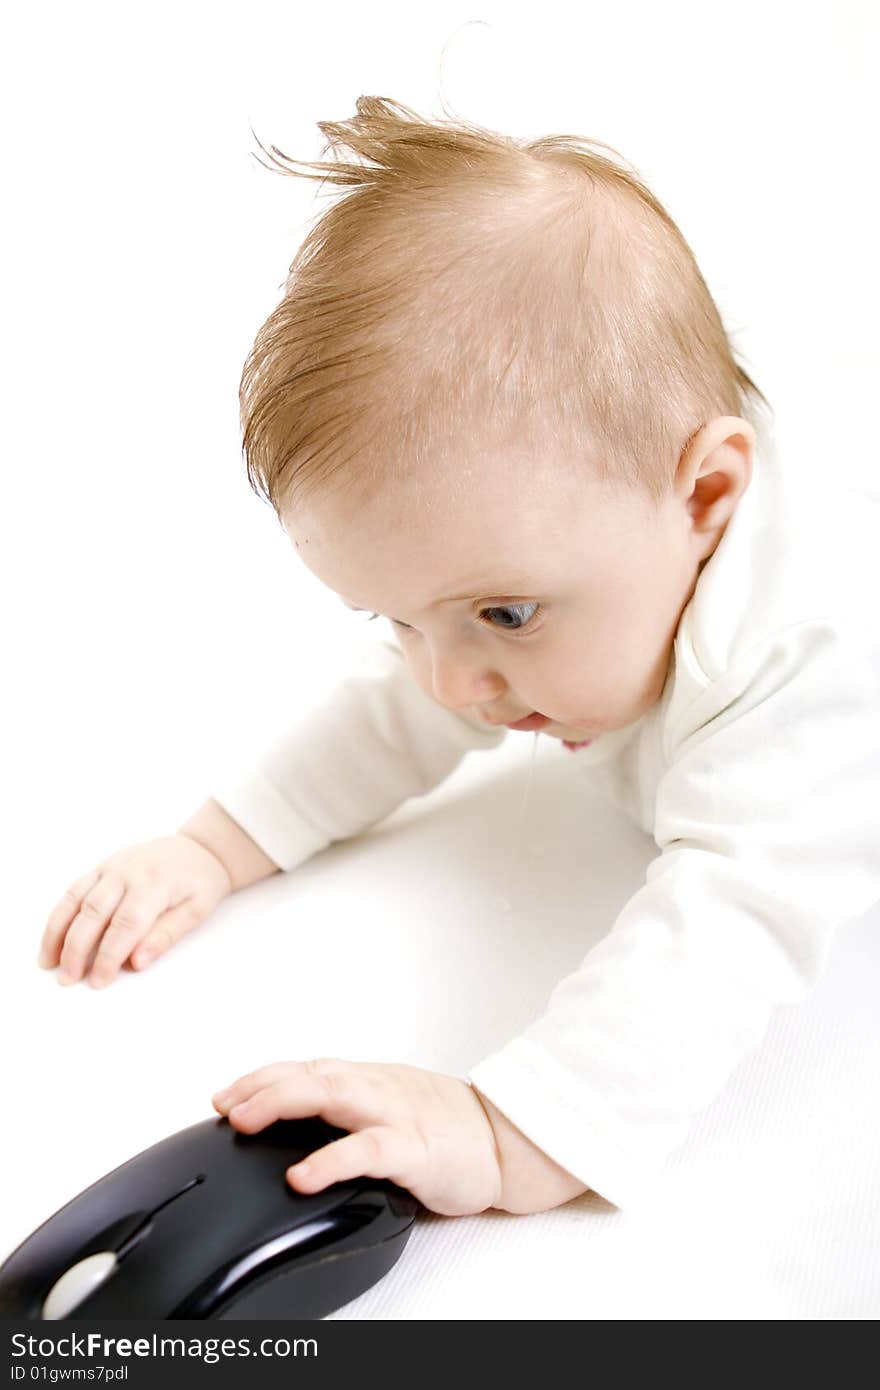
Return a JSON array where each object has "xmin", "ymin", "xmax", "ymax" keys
[{"xmin": 177, "ymin": 798, "xmax": 280, "ymax": 892}]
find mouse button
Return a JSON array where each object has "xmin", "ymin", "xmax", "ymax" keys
[
  {"xmin": 65, "ymin": 1194, "xmax": 214, "ymax": 1321},
  {"xmin": 0, "ymin": 1203, "xmax": 155, "ymax": 1319},
  {"xmin": 41, "ymin": 1251, "xmax": 118, "ymax": 1321}
]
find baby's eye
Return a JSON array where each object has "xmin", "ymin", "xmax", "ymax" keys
[
  {"xmin": 479, "ymin": 602, "xmax": 540, "ymax": 633},
  {"xmin": 366, "ymin": 603, "xmax": 541, "ymax": 634}
]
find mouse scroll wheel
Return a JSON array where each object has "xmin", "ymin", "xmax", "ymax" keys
[{"xmin": 41, "ymin": 1250, "xmax": 119, "ymax": 1320}]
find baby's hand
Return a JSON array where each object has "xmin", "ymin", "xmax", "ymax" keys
[
  {"xmin": 38, "ymin": 835, "xmax": 234, "ymax": 989},
  {"xmin": 211, "ymin": 1058, "xmax": 504, "ymax": 1216}
]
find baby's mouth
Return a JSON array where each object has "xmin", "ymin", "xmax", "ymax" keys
[{"xmin": 503, "ymin": 711, "xmax": 552, "ymax": 731}]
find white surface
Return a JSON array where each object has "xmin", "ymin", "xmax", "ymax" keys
[
  {"xmin": 3, "ymin": 734, "xmax": 880, "ymax": 1319},
  {"xmin": 3, "ymin": 0, "xmax": 877, "ymax": 1322}
]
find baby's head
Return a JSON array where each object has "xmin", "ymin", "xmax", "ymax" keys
[{"xmin": 238, "ymin": 96, "xmax": 770, "ymax": 740}]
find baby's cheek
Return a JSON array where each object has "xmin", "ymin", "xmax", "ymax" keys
[{"xmin": 399, "ymin": 646, "xmax": 428, "ymax": 689}]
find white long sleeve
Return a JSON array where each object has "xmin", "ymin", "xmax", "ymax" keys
[
  {"xmin": 468, "ymin": 615, "xmax": 880, "ymax": 1208},
  {"xmin": 211, "ymin": 635, "xmax": 507, "ymax": 873}
]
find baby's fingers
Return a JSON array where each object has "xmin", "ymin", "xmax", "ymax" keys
[
  {"xmin": 216, "ymin": 1078, "xmax": 330, "ymax": 1132},
  {"xmin": 51, "ymin": 878, "xmax": 161, "ymax": 987},
  {"xmin": 125, "ymin": 899, "xmax": 204, "ymax": 974},
  {"xmin": 84, "ymin": 886, "xmax": 179, "ymax": 989},
  {"xmin": 38, "ymin": 868, "xmax": 103, "ymax": 971}
]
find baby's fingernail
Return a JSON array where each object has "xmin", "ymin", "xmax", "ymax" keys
[
  {"xmin": 57, "ymin": 972, "xmax": 73, "ymax": 986},
  {"xmin": 135, "ymin": 950, "xmax": 153, "ymax": 968},
  {"xmin": 213, "ymin": 1090, "xmax": 232, "ymax": 1105}
]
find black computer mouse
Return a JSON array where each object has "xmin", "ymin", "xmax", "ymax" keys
[{"xmin": 0, "ymin": 1115, "xmax": 421, "ymax": 1319}]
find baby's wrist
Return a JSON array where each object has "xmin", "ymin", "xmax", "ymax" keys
[
  {"xmin": 470, "ymin": 1087, "xmax": 590, "ymax": 1215},
  {"xmin": 177, "ymin": 798, "xmax": 280, "ymax": 893}
]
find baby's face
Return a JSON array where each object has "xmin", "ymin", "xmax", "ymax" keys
[{"xmin": 282, "ymin": 444, "xmax": 708, "ymax": 742}]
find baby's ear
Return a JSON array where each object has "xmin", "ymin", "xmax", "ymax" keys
[{"xmin": 680, "ymin": 419, "xmax": 754, "ymax": 536}]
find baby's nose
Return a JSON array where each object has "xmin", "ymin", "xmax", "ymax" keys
[{"xmin": 429, "ymin": 654, "xmax": 504, "ymax": 713}]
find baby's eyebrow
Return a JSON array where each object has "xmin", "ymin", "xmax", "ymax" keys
[{"xmin": 341, "ymin": 583, "xmax": 534, "ymax": 612}]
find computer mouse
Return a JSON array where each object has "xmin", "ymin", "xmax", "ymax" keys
[{"xmin": 0, "ymin": 1115, "xmax": 421, "ymax": 1319}]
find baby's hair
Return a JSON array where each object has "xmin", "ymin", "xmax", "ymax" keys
[{"xmin": 239, "ymin": 94, "xmax": 771, "ymax": 519}]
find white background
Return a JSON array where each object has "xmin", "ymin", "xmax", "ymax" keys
[{"xmin": 2, "ymin": 0, "xmax": 878, "ymax": 1320}]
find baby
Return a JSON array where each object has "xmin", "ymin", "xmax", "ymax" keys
[{"xmin": 37, "ymin": 96, "xmax": 880, "ymax": 1216}]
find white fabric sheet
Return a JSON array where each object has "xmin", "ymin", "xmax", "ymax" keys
[{"xmin": 4, "ymin": 732, "xmax": 879, "ymax": 1319}]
